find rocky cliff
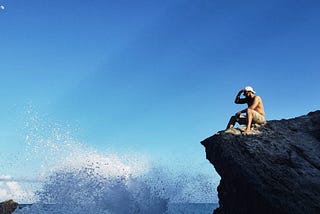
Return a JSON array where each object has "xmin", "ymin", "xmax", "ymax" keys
[{"xmin": 201, "ymin": 110, "xmax": 320, "ymax": 214}]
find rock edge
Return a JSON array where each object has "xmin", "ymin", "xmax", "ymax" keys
[{"xmin": 201, "ymin": 110, "xmax": 320, "ymax": 214}]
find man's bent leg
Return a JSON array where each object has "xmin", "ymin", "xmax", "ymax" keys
[
  {"xmin": 226, "ymin": 115, "xmax": 237, "ymax": 129},
  {"xmin": 237, "ymin": 116, "xmax": 247, "ymax": 125},
  {"xmin": 245, "ymin": 108, "xmax": 254, "ymax": 131}
]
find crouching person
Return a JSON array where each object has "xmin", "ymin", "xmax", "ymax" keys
[{"xmin": 226, "ymin": 86, "xmax": 266, "ymax": 134}]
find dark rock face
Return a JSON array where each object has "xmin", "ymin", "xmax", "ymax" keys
[
  {"xmin": 201, "ymin": 110, "xmax": 320, "ymax": 214},
  {"xmin": 0, "ymin": 199, "xmax": 18, "ymax": 214}
]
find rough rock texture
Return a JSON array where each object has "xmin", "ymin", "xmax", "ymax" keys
[
  {"xmin": 0, "ymin": 199, "xmax": 18, "ymax": 214},
  {"xmin": 201, "ymin": 110, "xmax": 320, "ymax": 214}
]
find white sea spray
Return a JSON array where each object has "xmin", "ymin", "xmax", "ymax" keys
[{"xmin": 13, "ymin": 108, "xmax": 217, "ymax": 213}]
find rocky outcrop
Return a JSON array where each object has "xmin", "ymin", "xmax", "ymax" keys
[
  {"xmin": 201, "ymin": 110, "xmax": 320, "ymax": 214},
  {"xmin": 0, "ymin": 199, "xmax": 18, "ymax": 214}
]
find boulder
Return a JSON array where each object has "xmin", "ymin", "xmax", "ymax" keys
[
  {"xmin": 0, "ymin": 199, "xmax": 18, "ymax": 214},
  {"xmin": 201, "ymin": 110, "xmax": 320, "ymax": 214}
]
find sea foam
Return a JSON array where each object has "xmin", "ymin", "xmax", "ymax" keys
[
  {"xmin": 14, "ymin": 149, "xmax": 215, "ymax": 213},
  {"xmin": 13, "ymin": 108, "xmax": 216, "ymax": 213}
]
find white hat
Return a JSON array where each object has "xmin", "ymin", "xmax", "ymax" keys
[{"xmin": 244, "ymin": 86, "xmax": 256, "ymax": 93}]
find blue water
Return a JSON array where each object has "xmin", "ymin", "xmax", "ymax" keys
[
  {"xmin": 13, "ymin": 164, "xmax": 216, "ymax": 213},
  {"xmin": 11, "ymin": 111, "xmax": 218, "ymax": 214},
  {"xmin": 12, "ymin": 162, "xmax": 217, "ymax": 214},
  {"xmin": 168, "ymin": 203, "xmax": 217, "ymax": 213},
  {"xmin": 16, "ymin": 203, "xmax": 217, "ymax": 213}
]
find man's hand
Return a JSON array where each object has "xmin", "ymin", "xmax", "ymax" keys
[
  {"xmin": 237, "ymin": 89, "xmax": 244, "ymax": 96},
  {"xmin": 235, "ymin": 111, "xmax": 242, "ymax": 117},
  {"xmin": 235, "ymin": 89, "xmax": 246, "ymax": 104}
]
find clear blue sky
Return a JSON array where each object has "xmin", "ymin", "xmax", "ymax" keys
[{"xmin": 0, "ymin": 0, "xmax": 320, "ymax": 202}]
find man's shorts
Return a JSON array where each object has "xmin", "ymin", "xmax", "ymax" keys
[
  {"xmin": 252, "ymin": 110, "xmax": 266, "ymax": 124},
  {"xmin": 236, "ymin": 110, "xmax": 266, "ymax": 125}
]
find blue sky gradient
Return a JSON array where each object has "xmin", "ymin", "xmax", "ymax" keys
[{"xmin": 0, "ymin": 0, "xmax": 320, "ymax": 201}]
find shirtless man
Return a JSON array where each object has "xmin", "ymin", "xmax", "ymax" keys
[{"xmin": 226, "ymin": 86, "xmax": 266, "ymax": 134}]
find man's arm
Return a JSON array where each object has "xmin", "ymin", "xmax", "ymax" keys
[
  {"xmin": 234, "ymin": 90, "xmax": 247, "ymax": 104},
  {"xmin": 236, "ymin": 97, "xmax": 260, "ymax": 116},
  {"xmin": 235, "ymin": 108, "xmax": 247, "ymax": 117}
]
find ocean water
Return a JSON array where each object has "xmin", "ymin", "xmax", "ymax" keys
[
  {"xmin": 12, "ymin": 162, "xmax": 217, "ymax": 213},
  {"xmin": 168, "ymin": 203, "xmax": 217, "ymax": 213},
  {"xmin": 13, "ymin": 155, "xmax": 217, "ymax": 214},
  {"xmin": 17, "ymin": 203, "xmax": 217, "ymax": 213},
  {"xmin": 9, "ymin": 110, "xmax": 218, "ymax": 214}
]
